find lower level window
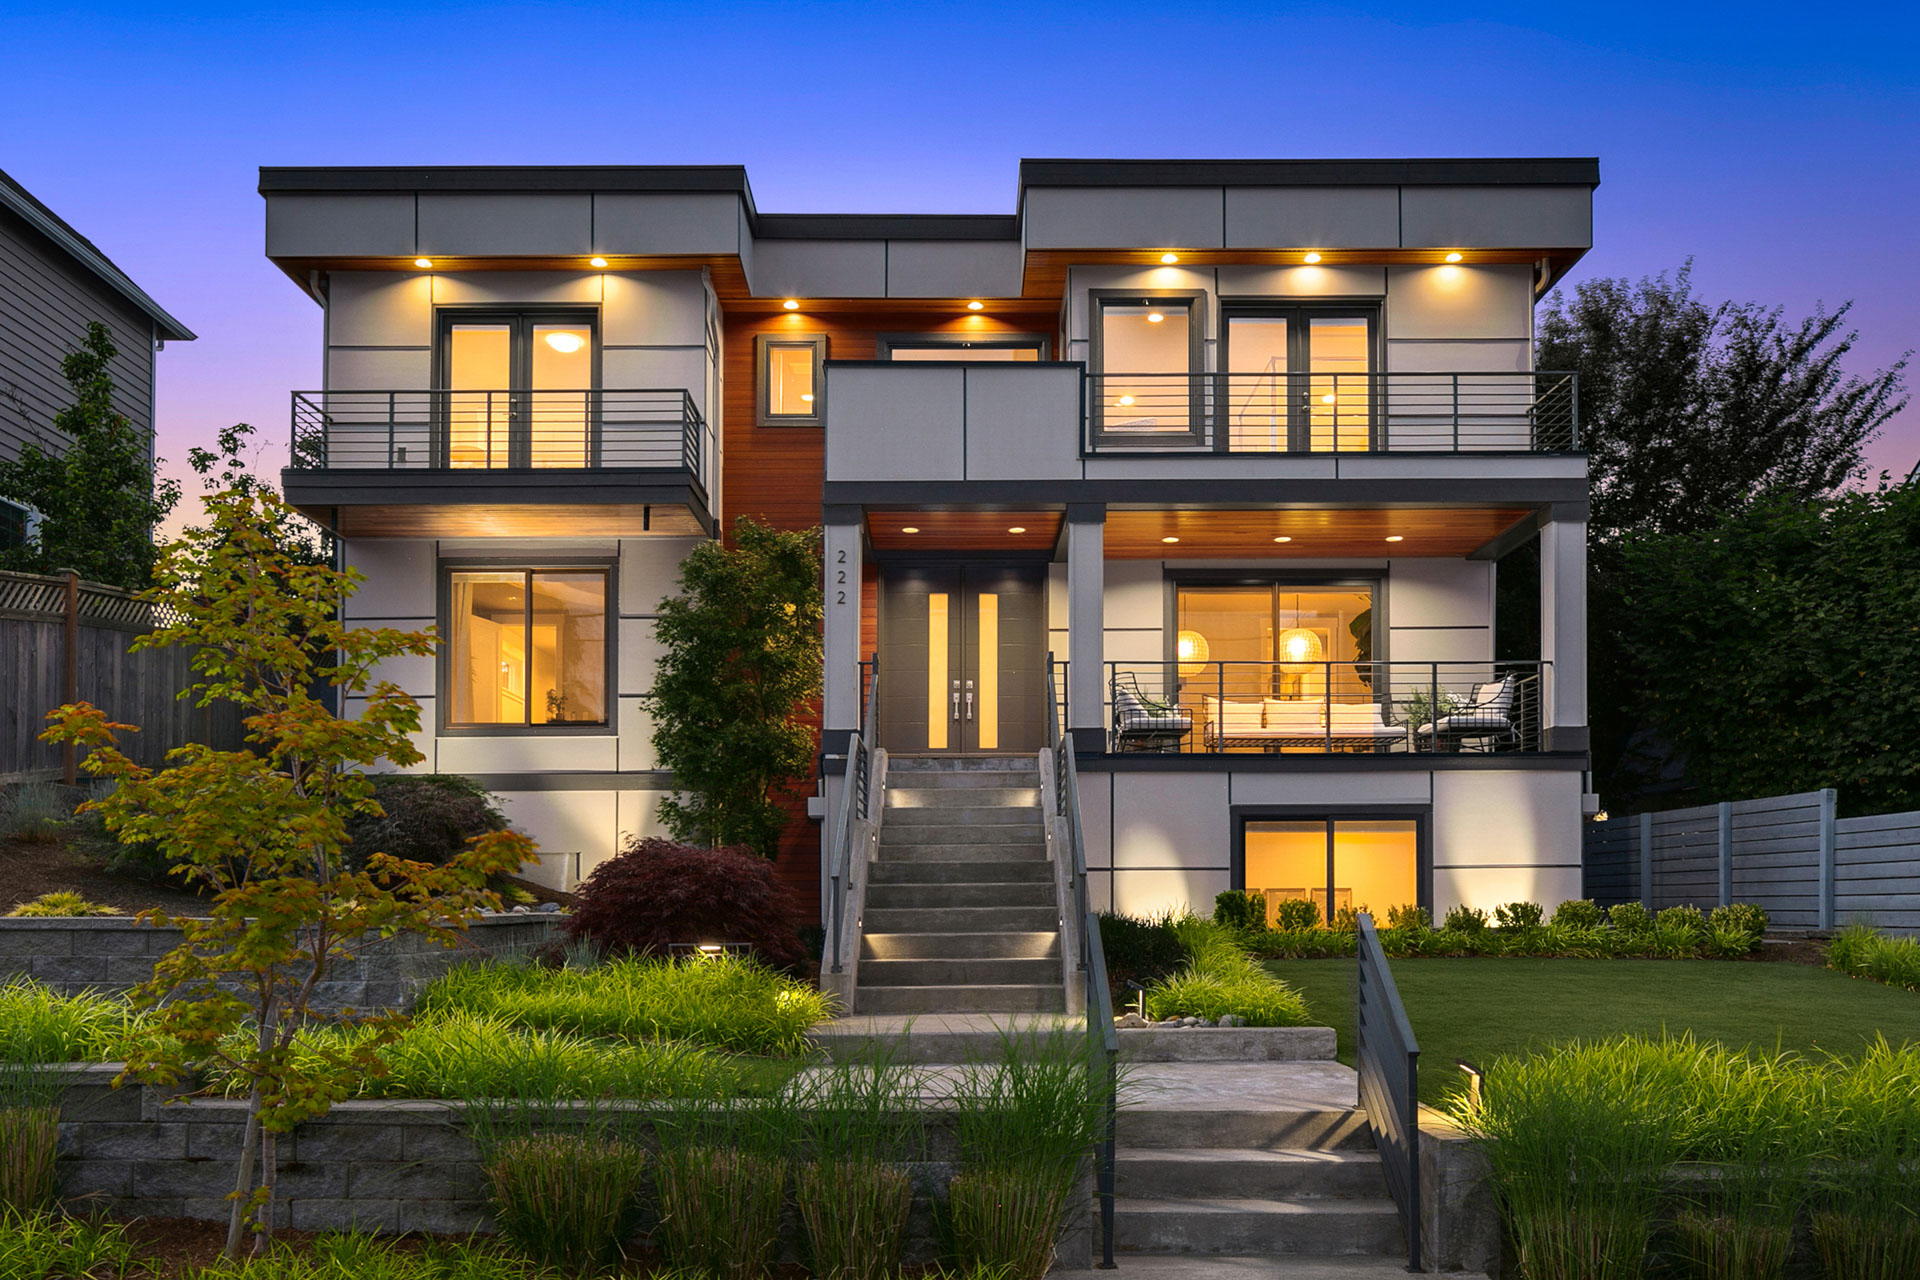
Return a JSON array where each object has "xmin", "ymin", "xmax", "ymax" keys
[
  {"xmin": 1242, "ymin": 817, "xmax": 1418, "ymax": 925},
  {"xmin": 448, "ymin": 569, "xmax": 608, "ymax": 727}
]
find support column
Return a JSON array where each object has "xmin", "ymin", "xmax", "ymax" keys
[
  {"xmin": 821, "ymin": 506, "xmax": 864, "ymax": 757},
  {"xmin": 1538, "ymin": 508, "xmax": 1588, "ymax": 753},
  {"xmin": 1066, "ymin": 505, "xmax": 1106, "ymax": 755}
]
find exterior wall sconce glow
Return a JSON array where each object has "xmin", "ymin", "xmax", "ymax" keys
[
  {"xmin": 967, "ymin": 300, "xmax": 984, "ymax": 311},
  {"xmin": 414, "ymin": 258, "xmax": 433, "ymax": 269},
  {"xmin": 589, "ymin": 256, "xmax": 609, "ymax": 269},
  {"xmin": 1445, "ymin": 252, "xmax": 1464, "ymax": 263},
  {"xmin": 1161, "ymin": 535, "xmax": 1179, "ymax": 544},
  {"xmin": 1303, "ymin": 252, "xmax": 1322, "ymax": 264},
  {"xmin": 1273, "ymin": 535, "xmax": 1292, "ymax": 543},
  {"xmin": 1160, "ymin": 252, "xmax": 1179, "ymax": 264},
  {"xmin": 783, "ymin": 299, "xmax": 801, "ymax": 310},
  {"xmin": 1007, "ymin": 526, "xmax": 1026, "ymax": 534},
  {"xmin": 1385, "ymin": 535, "xmax": 1404, "ymax": 543}
]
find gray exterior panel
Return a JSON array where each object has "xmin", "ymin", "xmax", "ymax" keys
[
  {"xmin": 266, "ymin": 194, "xmax": 418, "ymax": 258},
  {"xmin": 1022, "ymin": 187, "xmax": 1227, "ymax": 250},
  {"xmin": 882, "ymin": 240, "xmax": 1024, "ymax": 298},
  {"xmin": 591, "ymin": 193, "xmax": 743, "ymax": 256},
  {"xmin": 1223, "ymin": 187, "xmax": 1402, "ymax": 248},
  {"xmin": 1399, "ymin": 186, "xmax": 1594, "ymax": 250},
  {"xmin": 749, "ymin": 240, "xmax": 888, "ymax": 298},
  {"xmin": 417, "ymin": 194, "xmax": 593, "ymax": 257}
]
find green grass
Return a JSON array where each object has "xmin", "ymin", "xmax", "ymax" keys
[
  {"xmin": 0, "ymin": 983, "xmax": 140, "ymax": 1063},
  {"xmin": 1267, "ymin": 956, "xmax": 1920, "ymax": 1104}
]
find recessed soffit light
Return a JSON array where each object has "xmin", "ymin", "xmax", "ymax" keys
[
  {"xmin": 589, "ymin": 256, "xmax": 609, "ymax": 268},
  {"xmin": 783, "ymin": 299, "xmax": 801, "ymax": 310},
  {"xmin": 1385, "ymin": 535, "xmax": 1405, "ymax": 543},
  {"xmin": 1161, "ymin": 535, "xmax": 1180, "ymax": 544},
  {"xmin": 1445, "ymin": 252, "xmax": 1464, "ymax": 263},
  {"xmin": 901, "ymin": 526, "xmax": 919, "ymax": 534},
  {"xmin": 1160, "ymin": 252, "xmax": 1179, "ymax": 264},
  {"xmin": 1303, "ymin": 252, "xmax": 1322, "ymax": 264},
  {"xmin": 414, "ymin": 257, "xmax": 433, "ymax": 268},
  {"xmin": 1274, "ymin": 535, "xmax": 1292, "ymax": 543},
  {"xmin": 967, "ymin": 300, "xmax": 985, "ymax": 311},
  {"xmin": 1008, "ymin": 526, "xmax": 1027, "ymax": 534}
]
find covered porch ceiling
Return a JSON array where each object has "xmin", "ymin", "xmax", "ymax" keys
[{"xmin": 307, "ymin": 503, "xmax": 709, "ymax": 539}]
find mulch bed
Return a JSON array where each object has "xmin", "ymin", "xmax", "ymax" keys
[{"xmin": 0, "ymin": 832, "xmax": 209, "ymax": 917}]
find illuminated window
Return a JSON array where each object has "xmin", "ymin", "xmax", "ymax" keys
[
  {"xmin": 438, "ymin": 311, "xmax": 595, "ymax": 468},
  {"xmin": 756, "ymin": 334, "xmax": 827, "ymax": 427},
  {"xmin": 1242, "ymin": 817, "xmax": 1420, "ymax": 924},
  {"xmin": 878, "ymin": 334, "xmax": 1050, "ymax": 361},
  {"xmin": 1223, "ymin": 306, "xmax": 1377, "ymax": 452},
  {"xmin": 447, "ymin": 569, "xmax": 609, "ymax": 729},
  {"xmin": 1091, "ymin": 291, "xmax": 1204, "ymax": 444}
]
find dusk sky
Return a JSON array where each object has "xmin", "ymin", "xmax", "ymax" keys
[{"xmin": 4, "ymin": 0, "xmax": 1915, "ymax": 523}]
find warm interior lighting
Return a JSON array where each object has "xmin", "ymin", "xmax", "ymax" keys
[
  {"xmin": 800, "ymin": 393, "xmax": 815, "ymax": 403},
  {"xmin": 1176, "ymin": 629, "xmax": 1210, "ymax": 676},
  {"xmin": 1118, "ymin": 394, "xmax": 1136, "ymax": 406},
  {"xmin": 1303, "ymin": 251, "xmax": 1322, "ymax": 264},
  {"xmin": 589, "ymin": 256, "xmax": 609, "ymax": 269},
  {"xmin": 901, "ymin": 526, "xmax": 919, "ymax": 534},
  {"xmin": 1007, "ymin": 526, "xmax": 1027, "ymax": 534},
  {"xmin": 414, "ymin": 258, "xmax": 433, "ymax": 269},
  {"xmin": 1273, "ymin": 535, "xmax": 1292, "ymax": 543},
  {"xmin": 544, "ymin": 331, "xmax": 586, "ymax": 354},
  {"xmin": 1445, "ymin": 252, "xmax": 1464, "ymax": 263},
  {"xmin": 1147, "ymin": 312, "xmax": 1165, "ymax": 323},
  {"xmin": 1278, "ymin": 627, "xmax": 1326, "ymax": 673},
  {"xmin": 783, "ymin": 299, "xmax": 801, "ymax": 310},
  {"xmin": 1321, "ymin": 392, "xmax": 1336, "ymax": 404},
  {"xmin": 1161, "ymin": 535, "xmax": 1180, "ymax": 544},
  {"xmin": 1160, "ymin": 252, "xmax": 1179, "ymax": 264},
  {"xmin": 967, "ymin": 300, "xmax": 985, "ymax": 311},
  {"xmin": 1385, "ymin": 535, "xmax": 1404, "ymax": 543}
]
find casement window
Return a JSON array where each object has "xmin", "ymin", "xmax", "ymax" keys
[
  {"xmin": 756, "ymin": 333, "xmax": 827, "ymax": 427},
  {"xmin": 1089, "ymin": 291, "xmax": 1206, "ymax": 444},
  {"xmin": 436, "ymin": 310, "xmax": 598, "ymax": 468},
  {"xmin": 444, "ymin": 568, "xmax": 611, "ymax": 730}
]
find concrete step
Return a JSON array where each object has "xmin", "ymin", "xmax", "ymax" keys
[
  {"xmin": 869, "ymin": 859, "xmax": 1053, "ymax": 885},
  {"xmin": 887, "ymin": 756, "xmax": 1038, "ymax": 774},
  {"xmin": 861, "ymin": 931, "xmax": 1060, "ymax": 961},
  {"xmin": 1119, "ymin": 1108, "xmax": 1374, "ymax": 1152},
  {"xmin": 853, "ymin": 983, "xmax": 1067, "ymax": 1015},
  {"xmin": 887, "ymin": 785, "xmax": 1042, "ymax": 808},
  {"xmin": 1112, "ymin": 1196, "xmax": 1405, "ymax": 1256},
  {"xmin": 1052, "ymin": 1258, "xmax": 1477, "ymax": 1280},
  {"xmin": 865, "ymin": 881, "xmax": 1056, "ymax": 910},
  {"xmin": 877, "ymin": 840, "xmax": 1049, "ymax": 861},
  {"xmin": 1115, "ymin": 1148, "xmax": 1386, "ymax": 1201},
  {"xmin": 884, "ymin": 805, "xmax": 1044, "ymax": 827},
  {"xmin": 862, "ymin": 905, "xmax": 1060, "ymax": 934},
  {"xmin": 882, "ymin": 825, "xmax": 1046, "ymax": 847},
  {"xmin": 858, "ymin": 957, "xmax": 1063, "ymax": 987}
]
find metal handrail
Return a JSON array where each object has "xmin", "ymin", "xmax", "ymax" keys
[
  {"xmin": 1356, "ymin": 913, "xmax": 1421, "ymax": 1270},
  {"xmin": 826, "ymin": 659, "xmax": 880, "ymax": 976},
  {"xmin": 1047, "ymin": 657, "xmax": 1118, "ymax": 1268}
]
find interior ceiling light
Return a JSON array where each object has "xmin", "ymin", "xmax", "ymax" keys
[
  {"xmin": 1385, "ymin": 535, "xmax": 1405, "ymax": 542},
  {"xmin": 1273, "ymin": 535, "xmax": 1293, "ymax": 543},
  {"xmin": 1445, "ymin": 252, "xmax": 1464, "ymax": 263},
  {"xmin": 1161, "ymin": 535, "xmax": 1180, "ymax": 544},
  {"xmin": 1160, "ymin": 252, "xmax": 1179, "ymax": 264},
  {"xmin": 1303, "ymin": 251, "xmax": 1322, "ymax": 264},
  {"xmin": 901, "ymin": 526, "xmax": 919, "ymax": 534},
  {"xmin": 1147, "ymin": 312, "xmax": 1165, "ymax": 323},
  {"xmin": 1007, "ymin": 526, "xmax": 1027, "ymax": 534},
  {"xmin": 589, "ymin": 256, "xmax": 609, "ymax": 268},
  {"xmin": 800, "ymin": 393, "xmax": 815, "ymax": 403},
  {"xmin": 1118, "ymin": 394, "xmax": 1136, "ymax": 406},
  {"xmin": 414, "ymin": 258, "xmax": 433, "ymax": 268},
  {"xmin": 783, "ymin": 299, "xmax": 801, "ymax": 310},
  {"xmin": 1321, "ymin": 392, "xmax": 1336, "ymax": 404},
  {"xmin": 967, "ymin": 300, "xmax": 985, "ymax": 311},
  {"xmin": 544, "ymin": 332, "xmax": 586, "ymax": 354}
]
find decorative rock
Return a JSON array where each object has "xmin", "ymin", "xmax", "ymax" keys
[
  {"xmin": 1197, "ymin": 1018, "xmax": 1217, "ymax": 1028},
  {"xmin": 1220, "ymin": 1014, "xmax": 1247, "ymax": 1028},
  {"xmin": 510, "ymin": 905, "xmax": 531, "ymax": 914},
  {"xmin": 1114, "ymin": 1012, "xmax": 1150, "ymax": 1029},
  {"xmin": 535, "ymin": 902, "xmax": 561, "ymax": 913}
]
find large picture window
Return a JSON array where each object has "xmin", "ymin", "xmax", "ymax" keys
[
  {"xmin": 1239, "ymin": 815, "xmax": 1422, "ymax": 925},
  {"xmin": 447, "ymin": 568, "xmax": 610, "ymax": 729}
]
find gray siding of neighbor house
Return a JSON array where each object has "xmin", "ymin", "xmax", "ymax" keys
[{"xmin": 0, "ymin": 204, "xmax": 156, "ymax": 466}]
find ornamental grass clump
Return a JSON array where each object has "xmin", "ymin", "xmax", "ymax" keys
[
  {"xmin": 4, "ymin": 891, "xmax": 116, "ymax": 918},
  {"xmin": 0, "ymin": 982, "xmax": 138, "ymax": 1064},
  {"xmin": 653, "ymin": 1091, "xmax": 803, "ymax": 1280},
  {"xmin": 946, "ymin": 1027, "xmax": 1119, "ymax": 1280},
  {"xmin": 480, "ymin": 1129, "xmax": 646, "ymax": 1272},
  {"xmin": 1826, "ymin": 923, "xmax": 1920, "ymax": 992},
  {"xmin": 1810, "ymin": 1038, "xmax": 1920, "ymax": 1280},
  {"xmin": 1455, "ymin": 1037, "xmax": 1685, "ymax": 1280},
  {"xmin": 794, "ymin": 1041, "xmax": 923, "ymax": 1280},
  {"xmin": 0, "ymin": 1064, "xmax": 63, "ymax": 1214},
  {"xmin": 0, "ymin": 1210, "xmax": 141, "ymax": 1277}
]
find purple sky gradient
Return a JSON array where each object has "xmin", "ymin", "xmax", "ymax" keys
[{"xmin": 4, "ymin": 1, "xmax": 1915, "ymax": 532}]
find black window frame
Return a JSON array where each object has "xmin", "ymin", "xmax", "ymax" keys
[
  {"xmin": 1164, "ymin": 570, "xmax": 1386, "ymax": 697},
  {"xmin": 756, "ymin": 332, "xmax": 828, "ymax": 428},
  {"xmin": 432, "ymin": 306, "xmax": 602, "ymax": 468},
  {"xmin": 874, "ymin": 332, "xmax": 1054, "ymax": 361},
  {"xmin": 1088, "ymin": 289, "xmax": 1208, "ymax": 447},
  {"xmin": 437, "ymin": 558, "xmax": 618, "ymax": 736},
  {"xmin": 1219, "ymin": 300, "xmax": 1382, "ymax": 452},
  {"xmin": 1230, "ymin": 805, "xmax": 1433, "ymax": 921}
]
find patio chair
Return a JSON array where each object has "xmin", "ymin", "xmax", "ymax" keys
[
  {"xmin": 1415, "ymin": 673, "xmax": 1520, "ymax": 752},
  {"xmin": 1111, "ymin": 671, "xmax": 1193, "ymax": 752}
]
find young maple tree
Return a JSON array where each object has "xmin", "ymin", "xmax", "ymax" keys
[{"xmin": 43, "ymin": 487, "xmax": 533, "ymax": 1257}]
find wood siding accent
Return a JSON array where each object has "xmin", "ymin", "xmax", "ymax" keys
[
  {"xmin": 1019, "ymin": 247, "xmax": 1568, "ymax": 298},
  {"xmin": 0, "ymin": 207, "xmax": 156, "ymax": 465},
  {"xmin": 1102, "ymin": 507, "xmax": 1531, "ymax": 559},
  {"xmin": 866, "ymin": 510, "xmax": 1063, "ymax": 553},
  {"xmin": 325, "ymin": 503, "xmax": 705, "ymax": 539}
]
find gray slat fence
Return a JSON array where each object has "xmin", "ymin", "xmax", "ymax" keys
[
  {"xmin": 1585, "ymin": 789, "xmax": 1920, "ymax": 933},
  {"xmin": 0, "ymin": 570, "xmax": 242, "ymax": 781}
]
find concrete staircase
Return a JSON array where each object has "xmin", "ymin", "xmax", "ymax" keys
[
  {"xmin": 854, "ymin": 756, "xmax": 1067, "ymax": 1015},
  {"xmin": 1114, "ymin": 1087, "xmax": 1407, "ymax": 1260}
]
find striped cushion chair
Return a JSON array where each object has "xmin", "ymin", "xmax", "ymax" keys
[
  {"xmin": 1433, "ymin": 674, "xmax": 1519, "ymax": 750},
  {"xmin": 1111, "ymin": 672, "xmax": 1193, "ymax": 752}
]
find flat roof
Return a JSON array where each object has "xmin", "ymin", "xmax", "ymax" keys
[
  {"xmin": 1016, "ymin": 157, "xmax": 1602, "ymax": 190},
  {"xmin": 0, "ymin": 168, "xmax": 196, "ymax": 342}
]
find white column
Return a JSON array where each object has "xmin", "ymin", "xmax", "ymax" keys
[
  {"xmin": 1539, "ymin": 513, "xmax": 1588, "ymax": 751},
  {"xmin": 1066, "ymin": 507, "xmax": 1106, "ymax": 752},
  {"xmin": 822, "ymin": 510, "xmax": 863, "ymax": 749}
]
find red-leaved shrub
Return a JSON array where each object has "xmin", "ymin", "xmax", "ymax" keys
[{"xmin": 562, "ymin": 837, "xmax": 805, "ymax": 970}]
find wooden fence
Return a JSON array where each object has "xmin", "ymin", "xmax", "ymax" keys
[
  {"xmin": 0, "ymin": 569, "xmax": 242, "ymax": 781},
  {"xmin": 1585, "ymin": 789, "xmax": 1920, "ymax": 933}
]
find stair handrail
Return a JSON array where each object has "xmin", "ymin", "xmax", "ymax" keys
[
  {"xmin": 1047, "ymin": 656, "xmax": 1119, "ymax": 1269},
  {"xmin": 827, "ymin": 660, "xmax": 883, "ymax": 983},
  {"xmin": 1356, "ymin": 912, "xmax": 1422, "ymax": 1270}
]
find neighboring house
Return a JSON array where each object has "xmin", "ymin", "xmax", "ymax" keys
[
  {"xmin": 266, "ymin": 158, "xmax": 1597, "ymax": 920},
  {"xmin": 0, "ymin": 168, "xmax": 196, "ymax": 542}
]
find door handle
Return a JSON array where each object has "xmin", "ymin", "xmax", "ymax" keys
[
  {"xmin": 965, "ymin": 679, "xmax": 974, "ymax": 721},
  {"xmin": 951, "ymin": 679, "xmax": 961, "ymax": 721}
]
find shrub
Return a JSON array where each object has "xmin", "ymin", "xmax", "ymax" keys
[
  {"xmin": 1827, "ymin": 924, "xmax": 1920, "ymax": 993},
  {"xmin": 1212, "ymin": 890, "xmax": 1265, "ymax": 931},
  {"xmin": 339, "ymin": 773, "xmax": 506, "ymax": 873},
  {"xmin": 0, "ymin": 785, "xmax": 75, "ymax": 844},
  {"xmin": 1142, "ymin": 920, "xmax": 1312, "ymax": 1026},
  {"xmin": 1443, "ymin": 905, "xmax": 1489, "ymax": 933},
  {"xmin": 0, "ymin": 1211, "xmax": 142, "ymax": 1278},
  {"xmin": 1607, "ymin": 902, "xmax": 1652, "ymax": 934},
  {"xmin": 1702, "ymin": 925, "xmax": 1757, "ymax": 960},
  {"xmin": 1329, "ymin": 904, "xmax": 1366, "ymax": 933},
  {"xmin": 1272, "ymin": 897, "xmax": 1322, "ymax": 931},
  {"xmin": 1386, "ymin": 903, "xmax": 1430, "ymax": 932},
  {"xmin": 1493, "ymin": 901, "xmax": 1545, "ymax": 931},
  {"xmin": 5, "ymin": 892, "xmax": 116, "ymax": 919},
  {"xmin": 481, "ymin": 1132, "xmax": 644, "ymax": 1271},
  {"xmin": 1551, "ymin": 898, "xmax": 1603, "ymax": 928},
  {"xmin": 1536, "ymin": 923, "xmax": 1610, "ymax": 959},
  {"xmin": 1097, "ymin": 911, "xmax": 1190, "ymax": 992},
  {"xmin": 1658, "ymin": 904, "xmax": 1707, "ymax": 940},
  {"xmin": 563, "ymin": 837, "xmax": 805, "ymax": 969},
  {"xmin": 1709, "ymin": 902, "xmax": 1769, "ymax": 938}
]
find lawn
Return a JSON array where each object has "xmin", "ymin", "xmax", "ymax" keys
[{"xmin": 1266, "ymin": 956, "xmax": 1920, "ymax": 1104}]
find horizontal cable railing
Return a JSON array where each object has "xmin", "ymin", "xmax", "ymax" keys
[
  {"xmin": 290, "ymin": 389, "xmax": 705, "ymax": 476},
  {"xmin": 1106, "ymin": 659, "xmax": 1546, "ymax": 754},
  {"xmin": 1084, "ymin": 370, "xmax": 1578, "ymax": 453}
]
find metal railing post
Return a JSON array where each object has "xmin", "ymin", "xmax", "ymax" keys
[{"xmin": 1451, "ymin": 373, "xmax": 1460, "ymax": 451}]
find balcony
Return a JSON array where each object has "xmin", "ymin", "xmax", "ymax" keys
[
  {"xmin": 282, "ymin": 389, "xmax": 712, "ymax": 538},
  {"xmin": 1097, "ymin": 660, "xmax": 1551, "ymax": 756},
  {"xmin": 1084, "ymin": 371, "xmax": 1577, "ymax": 454}
]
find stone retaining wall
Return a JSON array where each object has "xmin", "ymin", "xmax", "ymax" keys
[{"xmin": 0, "ymin": 914, "xmax": 560, "ymax": 1011}]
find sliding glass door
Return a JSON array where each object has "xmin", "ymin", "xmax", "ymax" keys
[{"xmin": 1241, "ymin": 816, "xmax": 1422, "ymax": 924}]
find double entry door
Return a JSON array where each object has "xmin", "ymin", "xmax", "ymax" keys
[{"xmin": 878, "ymin": 564, "xmax": 1046, "ymax": 754}]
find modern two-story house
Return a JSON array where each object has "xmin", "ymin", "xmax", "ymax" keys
[{"xmin": 266, "ymin": 158, "xmax": 1597, "ymax": 924}]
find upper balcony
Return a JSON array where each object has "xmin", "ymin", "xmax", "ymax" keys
[
  {"xmin": 281, "ymin": 388, "xmax": 713, "ymax": 538},
  {"xmin": 822, "ymin": 362, "xmax": 1583, "ymax": 500}
]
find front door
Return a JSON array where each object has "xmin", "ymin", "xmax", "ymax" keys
[{"xmin": 878, "ymin": 564, "xmax": 1046, "ymax": 754}]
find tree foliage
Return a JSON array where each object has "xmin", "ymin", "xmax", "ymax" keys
[
  {"xmin": 646, "ymin": 518, "xmax": 823, "ymax": 859},
  {"xmin": 1600, "ymin": 484, "xmax": 1920, "ymax": 816},
  {"xmin": 0, "ymin": 321, "xmax": 178, "ymax": 587},
  {"xmin": 1538, "ymin": 263, "xmax": 1909, "ymax": 542},
  {"xmin": 41, "ymin": 488, "xmax": 533, "ymax": 1257},
  {"xmin": 187, "ymin": 421, "xmax": 331, "ymax": 566}
]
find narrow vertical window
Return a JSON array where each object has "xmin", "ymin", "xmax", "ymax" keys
[
  {"xmin": 976, "ymin": 592, "xmax": 999, "ymax": 750},
  {"xmin": 927, "ymin": 592, "xmax": 950, "ymax": 750},
  {"xmin": 756, "ymin": 334, "xmax": 827, "ymax": 427}
]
